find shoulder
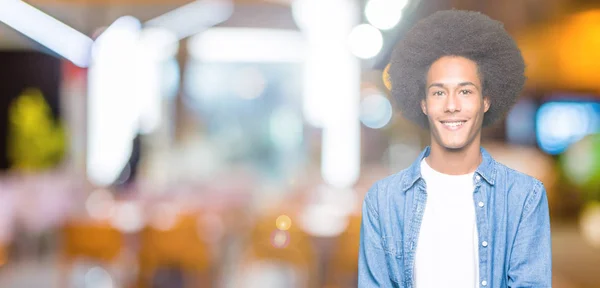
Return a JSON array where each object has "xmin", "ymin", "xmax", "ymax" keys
[
  {"xmin": 493, "ymin": 160, "xmax": 546, "ymax": 207},
  {"xmin": 495, "ymin": 160, "xmax": 541, "ymax": 185},
  {"xmin": 364, "ymin": 169, "xmax": 408, "ymax": 210}
]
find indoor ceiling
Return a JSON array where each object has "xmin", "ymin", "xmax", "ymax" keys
[{"xmin": 0, "ymin": 0, "xmax": 296, "ymax": 49}]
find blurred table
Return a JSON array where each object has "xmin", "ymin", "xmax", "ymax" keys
[{"xmin": 552, "ymin": 221, "xmax": 600, "ymax": 288}]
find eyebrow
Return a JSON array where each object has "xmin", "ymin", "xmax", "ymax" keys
[{"xmin": 427, "ymin": 82, "xmax": 479, "ymax": 89}]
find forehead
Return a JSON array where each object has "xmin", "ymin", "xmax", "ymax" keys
[{"xmin": 426, "ymin": 56, "xmax": 480, "ymax": 85}]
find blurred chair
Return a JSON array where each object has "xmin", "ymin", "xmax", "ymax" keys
[
  {"xmin": 325, "ymin": 214, "xmax": 361, "ymax": 288},
  {"xmin": 60, "ymin": 220, "xmax": 125, "ymax": 287},
  {"xmin": 236, "ymin": 211, "xmax": 318, "ymax": 288},
  {"xmin": 136, "ymin": 212, "xmax": 213, "ymax": 288},
  {"xmin": 0, "ymin": 242, "xmax": 7, "ymax": 268}
]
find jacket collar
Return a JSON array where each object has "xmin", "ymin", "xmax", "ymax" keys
[{"xmin": 401, "ymin": 146, "xmax": 496, "ymax": 192}]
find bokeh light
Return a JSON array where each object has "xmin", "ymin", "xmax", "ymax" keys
[
  {"xmin": 348, "ymin": 24, "xmax": 383, "ymax": 59},
  {"xmin": 271, "ymin": 230, "xmax": 290, "ymax": 249},
  {"xmin": 149, "ymin": 202, "xmax": 179, "ymax": 231},
  {"xmin": 536, "ymin": 101, "xmax": 600, "ymax": 155},
  {"xmin": 365, "ymin": 0, "xmax": 408, "ymax": 30},
  {"xmin": 360, "ymin": 92, "xmax": 393, "ymax": 129},
  {"xmin": 275, "ymin": 215, "xmax": 292, "ymax": 231},
  {"xmin": 580, "ymin": 202, "xmax": 600, "ymax": 248},
  {"xmin": 84, "ymin": 266, "xmax": 114, "ymax": 288},
  {"xmin": 110, "ymin": 202, "xmax": 144, "ymax": 233},
  {"xmin": 85, "ymin": 189, "xmax": 115, "ymax": 220},
  {"xmin": 298, "ymin": 186, "xmax": 356, "ymax": 237},
  {"xmin": 299, "ymin": 204, "xmax": 350, "ymax": 238},
  {"xmin": 561, "ymin": 134, "xmax": 600, "ymax": 191}
]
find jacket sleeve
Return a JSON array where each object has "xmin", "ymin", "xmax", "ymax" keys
[
  {"xmin": 508, "ymin": 181, "xmax": 552, "ymax": 287},
  {"xmin": 358, "ymin": 182, "xmax": 394, "ymax": 287}
]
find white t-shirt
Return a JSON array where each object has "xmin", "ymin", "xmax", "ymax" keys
[{"xmin": 414, "ymin": 158, "xmax": 479, "ymax": 288}]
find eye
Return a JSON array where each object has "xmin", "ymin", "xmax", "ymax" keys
[
  {"xmin": 432, "ymin": 91, "xmax": 444, "ymax": 96},
  {"xmin": 460, "ymin": 89, "xmax": 473, "ymax": 95}
]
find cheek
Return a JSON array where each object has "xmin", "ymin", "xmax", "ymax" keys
[
  {"xmin": 465, "ymin": 101, "xmax": 486, "ymax": 116},
  {"xmin": 425, "ymin": 101, "xmax": 444, "ymax": 114}
]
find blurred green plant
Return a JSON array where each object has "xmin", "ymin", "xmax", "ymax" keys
[
  {"xmin": 560, "ymin": 133, "xmax": 600, "ymax": 201},
  {"xmin": 7, "ymin": 88, "xmax": 66, "ymax": 171}
]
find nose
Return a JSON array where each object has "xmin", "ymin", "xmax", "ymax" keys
[{"xmin": 444, "ymin": 92, "xmax": 461, "ymax": 113}]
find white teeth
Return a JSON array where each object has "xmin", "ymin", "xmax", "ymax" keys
[{"xmin": 442, "ymin": 121, "xmax": 465, "ymax": 127}]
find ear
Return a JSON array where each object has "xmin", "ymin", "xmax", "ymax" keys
[
  {"xmin": 421, "ymin": 99, "xmax": 428, "ymax": 115},
  {"xmin": 483, "ymin": 97, "xmax": 490, "ymax": 113}
]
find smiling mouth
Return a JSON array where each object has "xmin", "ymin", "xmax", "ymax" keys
[{"xmin": 440, "ymin": 120, "xmax": 467, "ymax": 129}]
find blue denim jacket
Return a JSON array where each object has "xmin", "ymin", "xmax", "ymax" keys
[{"xmin": 358, "ymin": 146, "xmax": 552, "ymax": 287}]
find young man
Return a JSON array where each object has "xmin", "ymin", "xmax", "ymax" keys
[{"xmin": 358, "ymin": 10, "xmax": 551, "ymax": 288}]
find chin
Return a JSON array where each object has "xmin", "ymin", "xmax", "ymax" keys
[
  {"xmin": 441, "ymin": 143, "xmax": 468, "ymax": 151},
  {"xmin": 440, "ymin": 133, "xmax": 481, "ymax": 151}
]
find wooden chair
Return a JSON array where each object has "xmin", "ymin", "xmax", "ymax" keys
[
  {"xmin": 136, "ymin": 212, "xmax": 213, "ymax": 288},
  {"xmin": 60, "ymin": 220, "xmax": 125, "ymax": 287},
  {"xmin": 236, "ymin": 211, "xmax": 318, "ymax": 288},
  {"xmin": 0, "ymin": 242, "xmax": 7, "ymax": 267}
]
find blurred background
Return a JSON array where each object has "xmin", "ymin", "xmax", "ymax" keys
[{"xmin": 0, "ymin": 0, "xmax": 599, "ymax": 287}]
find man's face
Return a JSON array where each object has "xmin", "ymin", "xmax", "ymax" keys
[{"xmin": 421, "ymin": 56, "xmax": 490, "ymax": 150}]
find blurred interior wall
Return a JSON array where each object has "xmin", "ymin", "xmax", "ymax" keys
[{"xmin": 0, "ymin": 51, "xmax": 61, "ymax": 170}]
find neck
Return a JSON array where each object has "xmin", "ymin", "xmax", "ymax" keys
[{"xmin": 426, "ymin": 138, "xmax": 482, "ymax": 175}]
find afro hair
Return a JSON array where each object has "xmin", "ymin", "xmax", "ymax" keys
[{"xmin": 387, "ymin": 10, "xmax": 525, "ymax": 128}]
